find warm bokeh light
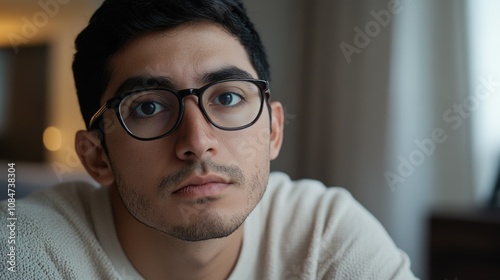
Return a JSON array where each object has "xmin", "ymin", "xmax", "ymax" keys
[
  {"xmin": 0, "ymin": 19, "xmax": 22, "ymax": 47},
  {"xmin": 43, "ymin": 126, "xmax": 62, "ymax": 151}
]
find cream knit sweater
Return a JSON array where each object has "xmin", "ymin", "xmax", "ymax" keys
[{"xmin": 0, "ymin": 172, "xmax": 417, "ymax": 279}]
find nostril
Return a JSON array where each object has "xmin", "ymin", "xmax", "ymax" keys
[{"xmin": 183, "ymin": 150, "xmax": 195, "ymax": 157}]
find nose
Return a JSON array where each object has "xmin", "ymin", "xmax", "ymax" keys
[{"xmin": 174, "ymin": 98, "xmax": 219, "ymax": 160}]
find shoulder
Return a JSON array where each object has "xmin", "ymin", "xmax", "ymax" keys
[
  {"xmin": 263, "ymin": 172, "xmax": 356, "ymax": 219},
  {"xmin": 14, "ymin": 181, "xmax": 98, "ymax": 236},
  {"xmin": 262, "ymin": 172, "xmax": 367, "ymax": 233},
  {"xmin": 21, "ymin": 181, "xmax": 97, "ymax": 218},
  {"xmin": 0, "ymin": 182, "xmax": 118, "ymax": 278},
  {"xmin": 252, "ymin": 172, "xmax": 417, "ymax": 279}
]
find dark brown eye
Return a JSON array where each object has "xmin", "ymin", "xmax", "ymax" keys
[{"xmin": 213, "ymin": 92, "xmax": 242, "ymax": 106}]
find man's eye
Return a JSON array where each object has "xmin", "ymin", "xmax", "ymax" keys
[
  {"xmin": 213, "ymin": 92, "xmax": 243, "ymax": 106},
  {"xmin": 133, "ymin": 102, "xmax": 164, "ymax": 117}
]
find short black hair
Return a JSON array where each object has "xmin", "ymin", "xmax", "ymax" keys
[{"xmin": 72, "ymin": 0, "xmax": 269, "ymax": 129}]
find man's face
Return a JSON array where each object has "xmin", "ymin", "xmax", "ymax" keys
[{"xmin": 98, "ymin": 22, "xmax": 282, "ymax": 241}]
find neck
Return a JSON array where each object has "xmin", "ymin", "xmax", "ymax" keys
[{"xmin": 109, "ymin": 187, "xmax": 243, "ymax": 280}]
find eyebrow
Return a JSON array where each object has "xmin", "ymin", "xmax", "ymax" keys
[
  {"xmin": 113, "ymin": 76, "xmax": 175, "ymax": 97},
  {"xmin": 113, "ymin": 66, "xmax": 255, "ymax": 97},
  {"xmin": 201, "ymin": 66, "xmax": 254, "ymax": 84}
]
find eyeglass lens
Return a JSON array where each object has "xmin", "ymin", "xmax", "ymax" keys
[{"xmin": 118, "ymin": 80, "xmax": 263, "ymax": 139}]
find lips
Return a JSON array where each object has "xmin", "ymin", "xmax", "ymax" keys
[{"xmin": 172, "ymin": 174, "xmax": 231, "ymax": 198}]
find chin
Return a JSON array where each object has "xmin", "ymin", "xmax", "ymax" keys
[{"xmin": 164, "ymin": 210, "xmax": 248, "ymax": 242}]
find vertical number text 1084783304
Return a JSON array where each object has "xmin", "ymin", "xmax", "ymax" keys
[{"xmin": 6, "ymin": 163, "xmax": 17, "ymax": 272}]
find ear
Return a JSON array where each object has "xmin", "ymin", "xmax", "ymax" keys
[
  {"xmin": 75, "ymin": 130, "xmax": 115, "ymax": 186},
  {"xmin": 269, "ymin": 101, "xmax": 284, "ymax": 160}
]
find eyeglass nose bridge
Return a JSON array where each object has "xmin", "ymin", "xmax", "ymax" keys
[
  {"xmin": 177, "ymin": 87, "xmax": 198, "ymax": 99},
  {"xmin": 176, "ymin": 87, "xmax": 206, "ymax": 111},
  {"xmin": 174, "ymin": 87, "xmax": 213, "ymax": 129}
]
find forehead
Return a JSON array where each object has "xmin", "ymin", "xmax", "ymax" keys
[{"xmin": 103, "ymin": 22, "xmax": 258, "ymax": 101}]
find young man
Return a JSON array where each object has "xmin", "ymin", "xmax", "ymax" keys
[{"xmin": 1, "ymin": 0, "xmax": 417, "ymax": 279}]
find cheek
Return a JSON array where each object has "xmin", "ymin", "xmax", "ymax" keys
[
  {"xmin": 223, "ymin": 124, "xmax": 271, "ymax": 168},
  {"xmin": 111, "ymin": 143, "xmax": 167, "ymax": 174},
  {"xmin": 105, "ymin": 124, "xmax": 169, "ymax": 187}
]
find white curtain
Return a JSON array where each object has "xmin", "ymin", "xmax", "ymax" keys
[
  {"xmin": 246, "ymin": 0, "xmax": 475, "ymax": 277},
  {"xmin": 469, "ymin": 0, "xmax": 500, "ymax": 205},
  {"xmin": 386, "ymin": 1, "xmax": 474, "ymax": 276}
]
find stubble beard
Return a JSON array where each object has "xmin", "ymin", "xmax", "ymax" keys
[{"xmin": 112, "ymin": 157, "xmax": 270, "ymax": 242}]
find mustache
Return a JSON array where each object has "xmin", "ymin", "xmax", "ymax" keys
[{"xmin": 158, "ymin": 159, "xmax": 244, "ymax": 193}]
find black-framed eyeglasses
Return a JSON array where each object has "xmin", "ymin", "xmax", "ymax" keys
[{"xmin": 88, "ymin": 78, "xmax": 270, "ymax": 141}]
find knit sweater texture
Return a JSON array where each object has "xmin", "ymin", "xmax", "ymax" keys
[{"xmin": 0, "ymin": 172, "xmax": 417, "ymax": 279}]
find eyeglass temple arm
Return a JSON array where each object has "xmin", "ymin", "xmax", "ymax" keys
[{"xmin": 88, "ymin": 104, "xmax": 109, "ymax": 129}]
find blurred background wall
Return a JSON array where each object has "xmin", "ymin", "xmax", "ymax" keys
[
  {"xmin": 244, "ymin": 0, "xmax": 500, "ymax": 277},
  {"xmin": 1, "ymin": 0, "xmax": 499, "ymax": 278},
  {"xmin": 0, "ymin": 0, "xmax": 101, "ymax": 188}
]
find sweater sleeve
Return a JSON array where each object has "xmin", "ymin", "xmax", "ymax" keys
[
  {"xmin": 260, "ymin": 172, "xmax": 418, "ymax": 280},
  {"xmin": 0, "ymin": 182, "xmax": 120, "ymax": 280},
  {"xmin": 316, "ymin": 189, "xmax": 417, "ymax": 280}
]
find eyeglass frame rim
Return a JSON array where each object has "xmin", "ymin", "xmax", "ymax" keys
[{"xmin": 88, "ymin": 78, "xmax": 271, "ymax": 141}]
